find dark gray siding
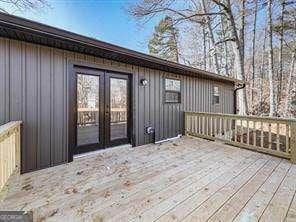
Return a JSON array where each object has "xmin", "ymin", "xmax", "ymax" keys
[{"xmin": 0, "ymin": 37, "xmax": 234, "ymax": 172}]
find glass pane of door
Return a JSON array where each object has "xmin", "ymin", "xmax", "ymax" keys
[
  {"xmin": 110, "ymin": 78, "xmax": 127, "ymax": 140},
  {"xmin": 77, "ymin": 74, "xmax": 100, "ymax": 146}
]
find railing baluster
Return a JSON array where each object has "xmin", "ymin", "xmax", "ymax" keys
[
  {"xmin": 261, "ymin": 121, "xmax": 264, "ymax": 148},
  {"xmin": 241, "ymin": 119, "xmax": 244, "ymax": 143},
  {"xmin": 219, "ymin": 117, "xmax": 222, "ymax": 137},
  {"xmin": 229, "ymin": 118, "xmax": 232, "ymax": 140},
  {"xmin": 205, "ymin": 115, "xmax": 208, "ymax": 136},
  {"xmin": 237, "ymin": 120, "xmax": 240, "ymax": 142},
  {"xmin": 204, "ymin": 116, "xmax": 207, "ymax": 135},
  {"xmin": 192, "ymin": 115, "xmax": 195, "ymax": 133},
  {"xmin": 203, "ymin": 115, "xmax": 207, "ymax": 135},
  {"xmin": 206, "ymin": 115, "xmax": 209, "ymax": 136},
  {"xmin": 234, "ymin": 119, "xmax": 237, "ymax": 142},
  {"xmin": 224, "ymin": 118, "xmax": 227, "ymax": 139},
  {"xmin": 268, "ymin": 123, "xmax": 272, "ymax": 149},
  {"xmin": 188, "ymin": 115, "xmax": 191, "ymax": 133},
  {"xmin": 185, "ymin": 113, "xmax": 189, "ymax": 134},
  {"xmin": 214, "ymin": 117, "xmax": 217, "ymax": 136},
  {"xmin": 286, "ymin": 124, "xmax": 290, "ymax": 153},
  {"xmin": 201, "ymin": 116, "xmax": 204, "ymax": 135},
  {"xmin": 209, "ymin": 116, "xmax": 212, "ymax": 137},
  {"xmin": 291, "ymin": 122, "xmax": 296, "ymax": 163},
  {"xmin": 238, "ymin": 119, "xmax": 241, "ymax": 143},
  {"xmin": 253, "ymin": 121, "xmax": 257, "ymax": 147},
  {"xmin": 198, "ymin": 116, "xmax": 200, "ymax": 134},
  {"xmin": 200, "ymin": 116, "xmax": 203, "ymax": 134},
  {"xmin": 276, "ymin": 123, "xmax": 280, "ymax": 151},
  {"xmin": 192, "ymin": 116, "xmax": 196, "ymax": 133},
  {"xmin": 195, "ymin": 116, "xmax": 198, "ymax": 133},
  {"xmin": 192, "ymin": 115, "xmax": 194, "ymax": 133},
  {"xmin": 247, "ymin": 120, "xmax": 250, "ymax": 145}
]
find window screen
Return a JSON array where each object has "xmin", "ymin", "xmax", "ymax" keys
[
  {"xmin": 164, "ymin": 78, "xmax": 181, "ymax": 103},
  {"xmin": 213, "ymin": 86, "xmax": 220, "ymax": 104}
]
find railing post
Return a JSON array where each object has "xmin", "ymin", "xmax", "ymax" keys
[
  {"xmin": 290, "ymin": 121, "xmax": 296, "ymax": 164},
  {"xmin": 184, "ymin": 112, "xmax": 188, "ymax": 136},
  {"xmin": 15, "ymin": 124, "xmax": 21, "ymax": 172}
]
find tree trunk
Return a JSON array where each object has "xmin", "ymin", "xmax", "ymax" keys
[
  {"xmin": 251, "ymin": 0, "xmax": 258, "ymax": 113},
  {"xmin": 267, "ymin": 0, "xmax": 275, "ymax": 116},
  {"xmin": 172, "ymin": 30, "xmax": 179, "ymax": 63},
  {"xmin": 201, "ymin": 0, "xmax": 220, "ymax": 74},
  {"xmin": 277, "ymin": 0, "xmax": 285, "ymax": 114},
  {"xmin": 283, "ymin": 52, "xmax": 295, "ymax": 116},
  {"xmin": 202, "ymin": 23, "xmax": 207, "ymax": 70},
  {"xmin": 221, "ymin": 0, "xmax": 248, "ymax": 115},
  {"xmin": 259, "ymin": 28, "xmax": 267, "ymax": 114},
  {"xmin": 239, "ymin": 0, "xmax": 245, "ymax": 68},
  {"xmin": 220, "ymin": 8, "xmax": 229, "ymax": 76}
]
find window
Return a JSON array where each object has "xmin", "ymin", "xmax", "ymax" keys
[
  {"xmin": 213, "ymin": 86, "xmax": 220, "ymax": 104},
  {"xmin": 164, "ymin": 78, "xmax": 181, "ymax": 103}
]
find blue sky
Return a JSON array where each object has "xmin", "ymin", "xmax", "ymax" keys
[{"xmin": 3, "ymin": 0, "xmax": 158, "ymax": 53}]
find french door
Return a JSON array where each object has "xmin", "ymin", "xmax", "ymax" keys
[{"xmin": 74, "ymin": 67, "xmax": 131, "ymax": 154}]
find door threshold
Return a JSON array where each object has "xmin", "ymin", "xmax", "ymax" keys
[{"xmin": 74, "ymin": 144, "xmax": 132, "ymax": 159}]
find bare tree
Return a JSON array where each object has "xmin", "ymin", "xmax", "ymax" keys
[
  {"xmin": 128, "ymin": 0, "xmax": 223, "ymax": 70},
  {"xmin": 267, "ymin": 0, "xmax": 275, "ymax": 116},
  {"xmin": 219, "ymin": 6, "xmax": 229, "ymax": 75},
  {"xmin": 283, "ymin": 51, "xmax": 295, "ymax": 116},
  {"xmin": 212, "ymin": 0, "xmax": 248, "ymax": 114},
  {"xmin": 128, "ymin": 0, "xmax": 295, "ymax": 117},
  {"xmin": 202, "ymin": 23, "xmax": 207, "ymax": 69},
  {"xmin": 276, "ymin": 0, "xmax": 285, "ymax": 113},
  {"xmin": 200, "ymin": 0, "xmax": 220, "ymax": 74},
  {"xmin": 259, "ymin": 28, "xmax": 267, "ymax": 114},
  {"xmin": 251, "ymin": 0, "xmax": 258, "ymax": 110},
  {"xmin": 0, "ymin": 0, "xmax": 49, "ymax": 13}
]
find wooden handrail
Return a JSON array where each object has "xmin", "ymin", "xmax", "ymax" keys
[
  {"xmin": 185, "ymin": 112, "xmax": 296, "ymax": 163},
  {"xmin": 0, "ymin": 121, "xmax": 22, "ymax": 192},
  {"xmin": 185, "ymin": 111, "xmax": 296, "ymax": 124}
]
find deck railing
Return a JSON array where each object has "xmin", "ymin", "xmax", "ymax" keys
[
  {"xmin": 185, "ymin": 112, "xmax": 296, "ymax": 163},
  {"xmin": 0, "ymin": 121, "xmax": 21, "ymax": 191}
]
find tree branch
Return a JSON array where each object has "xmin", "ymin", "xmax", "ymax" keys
[
  {"xmin": 211, "ymin": 0, "xmax": 229, "ymax": 13},
  {"xmin": 215, "ymin": 37, "xmax": 236, "ymax": 45}
]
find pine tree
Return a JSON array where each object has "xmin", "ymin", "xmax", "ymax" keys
[{"xmin": 148, "ymin": 16, "xmax": 179, "ymax": 63}]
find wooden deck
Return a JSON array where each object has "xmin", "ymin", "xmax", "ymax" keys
[{"xmin": 0, "ymin": 137, "xmax": 295, "ymax": 222}]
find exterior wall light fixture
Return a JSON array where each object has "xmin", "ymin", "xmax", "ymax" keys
[{"xmin": 140, "ymin": 78, "xmax": 148, "ymax": 86}]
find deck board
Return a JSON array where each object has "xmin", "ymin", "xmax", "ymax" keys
[
  {"xmin": 156, "ymin": 154, "xmax": 270, "ymax": 222},
  {"xmin": 232, "ymin": 161, "xmax": 292, "ymax": 222},
  {"xmin": 94, "ymin": 144, "xmax": 257, "ymax": 222},
  {"xmin": 0, "ymin": 136, "xmax": 295, "ymax": 222},
  {"xmin": 259, "ymin": 164, "xmax": 296, "ymax": 222}
]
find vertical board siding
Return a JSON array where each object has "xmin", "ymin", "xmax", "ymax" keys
[
  {"xmin": 0, "ymin": 39, "xmax": 7, "ymax": 123},
  {"xmin": 138, "ymin": 67, "xmax": 145, "ymax": 145},
  {"xmin": 25, "ymin": 43, "xmax": 38, "ymax": 171},
  {"xmin": 53, "ymin": 49, "xmax": 65, "ymax": 165},
  {"xmin": 144, "ymin": 68, "xmax": 150, "ymax": 144},
  {"xmin": 39, "ymin": 47, "xmax": 51, "ymax": 168},
  {"xmin": 9, "ymin": 40, "xmax": 22, "ymax": 121},
  {"xmin": 0, "ymin": 37, "xmax": 235, "ymax": 172}
]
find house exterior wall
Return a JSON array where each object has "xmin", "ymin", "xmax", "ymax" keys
[{"xmin": 0, "ymin": 37, "xmax": 235, "ymax": 173}]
